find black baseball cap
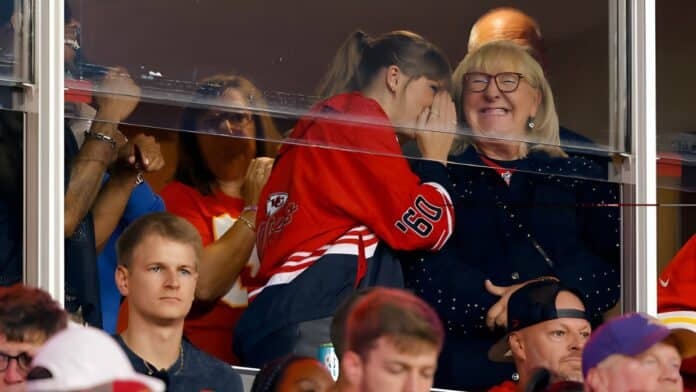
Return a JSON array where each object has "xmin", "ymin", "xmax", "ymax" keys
[{"xmin": 488, "ymin": 280, "xmax": 589, "ymax": 362}]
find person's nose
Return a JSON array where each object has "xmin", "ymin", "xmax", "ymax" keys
[
  {"xmin": 164, "ymin": 269, "xmax": 180, "ymax": 289},
  {"xmin": 570, "ymin": 332, "xmax": 586, "ymax": 352},
  {"xmin": 659, "ymin": 363, "xmax": 681, "ymax": 384},
  {"xmin": 401, "ymin": 372, "xmax": 421, "ymax": 392},
  {"xmin": 3, "ymin": 359, "xmax": 26, "ymax": 385},
  {"xmin": 483, "ymin": 77, "xmax": 502, "ymax": 100}
]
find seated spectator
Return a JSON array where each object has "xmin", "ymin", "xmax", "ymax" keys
[
  {"xmin": 250, "ymin": 354, "xmax": 334, "ymax": 392},
  {"xmin": 235, "ymin": 29, "xmax": 456, "ymax": 367},
  {"xmin": 25, "ymin": 326, "xmax": 164, "ymax": 392},
  {"xmin": 0, "ymin": 285, "xmax": 68, "ymax": 390},
  {"xmin": 329, "ymin": 288, "xmax": 444, "ymax": 392},
  {"xmin": 113, "ymin": 212, "xmax": 243, "ymax": 392},
  {"xmin": 657, "ymin": 234, "xmax": 696, "ymax": 389},
  {"xmin": 403, "ymin": 40, "xmax": 620, "ymax": 390},
  {"xmin": 583, "ymin": 312, "xmax": 696, "ymax": 392},
  {"xmin": 487, "ymin": 280, "xmax": 590, "ymax": 392},
  {"xmin": 0, "ymin": 285, "xmax": 67, "ymax": 391}
]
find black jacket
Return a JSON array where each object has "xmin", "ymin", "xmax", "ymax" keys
[{"xmin": 404, "ymin": 146, "xmax": 620, "ymax": 390}]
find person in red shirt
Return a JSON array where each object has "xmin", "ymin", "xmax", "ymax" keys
[
  {"xmin": 163, "ymin": 74, "xmax": 280, "ymax": 364},
  {"xmin": 118, "ymin": 75, "xmax": 280, "ymax": 364},
  {"xmin": 234, "ymin": 30, "xmax": 456, "ymax": 366},
  {"xmin": 658, "ymin": 234, "xmax": 696, "ymax": 391}
]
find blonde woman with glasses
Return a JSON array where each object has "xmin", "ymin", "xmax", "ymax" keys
[{"xmin": 402, "ymin": 41, "xmax": 621, "ymax": 390}]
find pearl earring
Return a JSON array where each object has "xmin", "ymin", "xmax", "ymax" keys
[{"xmin": 527, "ymin": 117, "xmax": 536, "ymax": 129}]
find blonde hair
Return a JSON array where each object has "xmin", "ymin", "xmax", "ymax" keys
[
  {"xmin": 116, "ymin": 212, "xmax": 203, "ymax": 269},
  {"xmin": 451, "ymin": 40, "xmax": 566, "ymax": 158}
]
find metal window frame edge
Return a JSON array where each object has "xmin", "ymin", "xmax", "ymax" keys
[
  {"xmin": 620, "ymin": 0, "xmax": 657, "ymax": 315},
  {"xmin": 24, "ymin": 0, "xmax": 65, "ymax": 303}
]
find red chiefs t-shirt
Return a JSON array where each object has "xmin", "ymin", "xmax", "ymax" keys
[
  {"xmin": 162, "ymin": 181, "xmax": 263, "ymax": 364},
  {"xmin": 117, "ymin": 181, "xmax": 262, "ymax": 364}
]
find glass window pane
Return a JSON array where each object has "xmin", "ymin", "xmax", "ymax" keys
[
  {"xmin": 656, "ymin": 0, "xmax": 696, "ymax": 344},
  {"xmin": 63, "ymin": 2, "xmax": 625, "ymax": 390},
  {"xmin": 64, "ymin": 0, "xmax": 619, "ymax": 183},
  {"xmin": 0, "ymin": 0, "xmax": 32, "ymax": 84}
]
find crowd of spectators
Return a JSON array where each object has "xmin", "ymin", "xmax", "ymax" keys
[{"xmin": 1, "ymin": 3, "xmax": 695, "ymax": 392}]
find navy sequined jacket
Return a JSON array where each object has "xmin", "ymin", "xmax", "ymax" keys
[{"xmin": 403, "ymin": 146, "xmax": 620, "ymax": 390}]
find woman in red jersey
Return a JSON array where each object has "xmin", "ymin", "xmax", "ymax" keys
[{"xmin": 235, "ymin": 30, "xmax": 457, "ymax": 366}]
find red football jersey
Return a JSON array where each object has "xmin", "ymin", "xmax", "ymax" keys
[
  {"xmin": 253, "ymin": 92, "xmax": 454, "ymax": 295},
  {"xmin": 161, "ymin": 181, "xmax": 263, "ymax": 364}
]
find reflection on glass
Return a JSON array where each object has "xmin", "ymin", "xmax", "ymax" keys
[
  {"xmin": 60, "ymin": 0, "xmax": 620, "ymax": 183},
  {"xmin": 0, "ymin": 109, "xmax": 23, "ymax": 286},
  {"xmin": 0, "ymin": 0, "xmax": 31, "ymax": 84},
  {"xmin": 59, "ymin": 2, "xmax": 630, "ymax": 390}
]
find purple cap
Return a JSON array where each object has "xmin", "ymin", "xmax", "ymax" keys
[{"xmin": 581, "ymin": 313, "xmax": 670, "ymax": 378}]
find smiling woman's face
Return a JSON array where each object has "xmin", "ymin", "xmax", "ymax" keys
[{"xmin": 462, "ymin": 59, "xmax": 540, "ymax": 144}]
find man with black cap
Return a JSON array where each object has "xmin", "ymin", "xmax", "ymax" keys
[{"xmin": 488, "ymin": 280, "xmax": 591, "ymax": 392}]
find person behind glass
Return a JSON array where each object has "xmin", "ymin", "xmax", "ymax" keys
[
  {"xmin": 234, "ymin": 30, "xmax": 456, "ymax": 366},
  {"xmin": 63, "ymin": 4, "xmax": 166, "ymax": 328},
  {"xmin": 0, "ymin": 285, "xmax": 68, "ymax": 391},
  {"xmin": 113, "ymin": 212, "xmax": 243, "ymax": 392},
  {"xmin": 402, "ymin": 41, "xmax": 620, "ymax": 390},
  {"xmin": 467, "ymin": 7, "xmax": 597, "ymax": 152},
  {"xmin": 146, "ymin": 74, "xmax": 277, "ymax": 364}
]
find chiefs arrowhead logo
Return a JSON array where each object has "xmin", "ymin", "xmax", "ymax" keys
[{"xmin": 267, "ymin": 193, "xmax": 288, "ymax": 217}]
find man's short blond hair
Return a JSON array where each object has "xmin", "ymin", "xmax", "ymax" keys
[{"xmin": 116, "ymin": 212, "xmax": 202, "ymax": 268}]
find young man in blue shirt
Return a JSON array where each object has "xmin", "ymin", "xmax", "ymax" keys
[{"xmin": 113, "ymin": 212, "xmax": 243, "ymax": 392}]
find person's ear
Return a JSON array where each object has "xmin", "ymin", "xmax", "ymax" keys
[
  {"xmin": 115, "ymin": 265, "xmax": 130, "ymax": 296},
  {"xmin": 509, "ymin": 332, "xmax": 527, "ymax": 362},
  {"xmin": 529, "ymin": 88, "xmax": 542, "ymax": 119},
  {"xmin": 386, "ymin": 65, "xmax": 401, "ymax": 94},
  {"xmin": 341, "ymin": 351, "xmax": 364, "ymax": 386}
]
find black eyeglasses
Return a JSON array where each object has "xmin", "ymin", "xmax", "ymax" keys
[
  {"xmin": 0, "ymin": 351, "xmax": 33, "ymax": 372},
  {"xmin": 463, "ymin": 72, "xmax": 525, "ymax": 93},
  {"xmin": 200, "ymin": 111, "xmax": 252, "ymax": 131}
]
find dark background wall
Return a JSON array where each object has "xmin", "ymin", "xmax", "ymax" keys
[{"xmin": 70, "ymin": 0, "xmax": 610, "ymax": 144}]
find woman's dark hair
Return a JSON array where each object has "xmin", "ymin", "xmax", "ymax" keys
[
  {"xmin": 250, "ymin": 355, "xmax": 314, "ymax": 392},
  {"xmin": 315, "ymin": 30, "xmax": 452, "ymax": 99},
  {"xmin": 175, "ymin": 74, "xmax": 280, "ymax": 195}
]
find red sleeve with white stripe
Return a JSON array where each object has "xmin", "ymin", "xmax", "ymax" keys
[{"xmin": 310, "ymin": 122, "xmax": 454, "ymax": 252}]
